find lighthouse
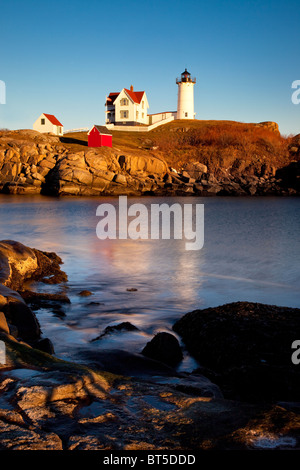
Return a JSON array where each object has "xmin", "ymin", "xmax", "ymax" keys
[{"xmin": 176, "ymin": 68, "xmax": 196, "ymax": 120}]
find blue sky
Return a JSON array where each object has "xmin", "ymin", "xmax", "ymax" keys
[{"xmin": 0, "ymin": 0, "xmax": 299, "ymax": 135}]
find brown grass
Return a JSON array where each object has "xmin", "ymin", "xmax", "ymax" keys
[
  {"xmin": 62, "ymin": 120, "xmax": 294, "ymax": 174},
  {"xmin": 149, "ymin": 120, "xmax": 292, "ymax": 172}
]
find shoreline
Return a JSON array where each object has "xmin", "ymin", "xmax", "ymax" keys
[
  {"xmin": 0, "ymin": 240, "xmax": 299, "ymax": 450},
  {"xmin": 0, "ymin": 127, "xmax": 299, "ymax": 198}
]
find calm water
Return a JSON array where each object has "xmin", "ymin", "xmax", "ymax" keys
[{"xmin": 0, "ymin": 194, "xmax": 300, "ymax": 370}]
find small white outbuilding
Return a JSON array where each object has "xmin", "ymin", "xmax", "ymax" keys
[{"xmin": 33, "ymin": 113, "xmax": 64, "ymax": 136}]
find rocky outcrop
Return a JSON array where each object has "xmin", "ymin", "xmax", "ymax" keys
[
  {"xmin": 173, "ymin": 302, "xmax": 300, "ymax": 402},
  {"xmin": 1, "ymin": 128, "xmax": 299, "ymax": 197},
  {"xmin": 0, "ymin": 240, "xmax": 67, "ymax": 290},
  {"xmin": 1, "ymin": 331, "xmax": 300, "ymax": 450},
  {"xmin": 0, "ymin": 240, "xmax": 67, "ymax": 351},
  {"xmin": 0, "ymin": 130, "xmax": 169, "ymax": 197},
  {"xmin": 255, "ymin": 121, "xmax": 280, "ymax": 134},
  {"xmin": 276, "ymin": 161, "xmax": 300, "ymax": 193}
]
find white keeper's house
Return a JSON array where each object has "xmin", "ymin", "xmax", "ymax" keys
[
  {"xmin": 33, "ymin": 113, "xmax": 64, "ymax": 136},
  {"xmin": 105, "ymin": 86, "xmax": 149, "ymax": 126}
]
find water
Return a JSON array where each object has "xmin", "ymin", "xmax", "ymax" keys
[{"xmin": 0, "ymin": 194, "xmax": 300, "ymax": 370}]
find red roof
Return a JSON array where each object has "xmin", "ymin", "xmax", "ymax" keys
[
  {"xmin": 43, "ymin": 113, "xmax": 63, "ymax": 126},
  {"xmin": 106, "ymin": 89, "xmax": 145, "ymax": 105},
  {"xmin": 124, "ymin": 89, "xmax": 144, "ymax": 104}
]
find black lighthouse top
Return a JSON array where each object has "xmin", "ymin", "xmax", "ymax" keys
[{"xmin": 176, "ymin": 68, "xmax": 196, "ymax": 84}]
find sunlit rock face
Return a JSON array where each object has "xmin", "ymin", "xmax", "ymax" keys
[
  {"xmin": 1, "ymin": 126, "xmax": 299, "ymax": 197},
  {"xmin": 0, "ymin": 240, "xmax": 66, "ymax": 290},
  {"xmin": 0, "ymin": 240, "xmax": 38, "ymax": 289},
  {"xmin": 0, "ymin": 240, "xmax": 67, "ymax": 347}
]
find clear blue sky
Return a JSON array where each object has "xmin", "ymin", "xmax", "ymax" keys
[{"xmin": 0, "ymin": 0, "xmax": 299, "ymax": 135}]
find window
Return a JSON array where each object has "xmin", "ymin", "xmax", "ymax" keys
[
  {"xmin": 120, "ymin": 110, "xmax": 128, "ymax": 119},
  {"xmin": 41, "ymin": 118, "xmax": 45, "ymax": 125},
  {"xmin": 142, "ymin": 113, "xmax": 144, "ymax": 118},
  {"xmin": 185, "ymin": 112, "xmax": 188, "ymax": 117},
  {"xmin": 120, "ymin": 98, "xmax": 129, "ymax": 106},
  {"xmin": 142, "ymin": 101, "xmax": 144, "ymax": 109},
  {"xmin": 136, "ymin": 111, "xmax": 139, "ymax": 120}
]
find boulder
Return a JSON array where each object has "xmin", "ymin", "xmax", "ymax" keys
[
  {"xmin": 142, "ymin": 332, "xmax": 183, "ymax": 367},
  {"xmin": 173, "ymin": 302, "xmax": 300, "ymax": 402},
  {"xmin": 0, "ymin": 311, "xmax": 9, "ymax": 334},
  {"xmin": 2, "ymin": 294, "xmax": 41, "ymax": 341},
  {"xmin": 113, "ymin": 174, "xmax": 127, "ymax": 185},
  {"xmin": 0, "ymin": 240, "xmax": 67, "ymax": 289}
]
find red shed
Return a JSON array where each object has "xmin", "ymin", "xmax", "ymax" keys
[{"xmin": 88, "ymin": 125, "xmax": 112, "ymax": 147}]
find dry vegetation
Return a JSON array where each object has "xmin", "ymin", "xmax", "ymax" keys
[
  {"xmin": 149, "ymin": 120, "xmax": 294, "ymax": 173},
  {"xmin": 58, "ymin": 120, "xmax": 297, "ymax": 177}
]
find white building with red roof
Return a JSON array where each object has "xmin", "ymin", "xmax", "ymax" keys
[
  {"xmin": 105, "ymin": 86, "xmax": 149, "ymax": 126},
  {"xmin": 33, "ymin": 113, "xmax": 64, "ymax": 136}
]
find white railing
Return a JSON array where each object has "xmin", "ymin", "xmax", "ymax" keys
[
  {"xmin": 63, "ymin": 128, "xmax": 89, "ymax": 134},
  {"xmin": 106, "ymin": 116, "xmax": 175, "ymax": 133}
]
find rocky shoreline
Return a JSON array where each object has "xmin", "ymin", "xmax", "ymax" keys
[
  {"xmin": 0, "ymin": 240, "xmax": 299, "ymax": 450},
  {"xmin": 0, "ymin": 129, "xmax": 300, "ymax": 198}
]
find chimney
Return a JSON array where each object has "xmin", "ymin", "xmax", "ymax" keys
[{"xmin": 130, "ymin": 85, "xmax": 134, "ymax": 92}]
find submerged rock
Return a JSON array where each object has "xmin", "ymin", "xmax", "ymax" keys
[
  {"xmin": 91, "ymin": 322, "xmax": 139, "ymax": 342},
  {"xmin": 78, "ymin": 290, "xmax": 93, "ymax": 297}
]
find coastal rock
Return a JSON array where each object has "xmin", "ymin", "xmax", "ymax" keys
[
  {"xmin": 256, "ymin": 121, "xmax": 280, "ymax": 134},
  {"xmin": 113, "ymin": 173, "xmax": 127, "ymax": 185},
  {"xmin": 0, "ymin": 311, "xmax": 10, "ymax": 334},
  {"xmin": 2, "ymin": 293, "xmax": 41, "ymax": 342},
  {"xmin": 78, "ymin": 290, "xmax": 93, "ymax": 297},
  {"xmin": 0, "ymin": 240, "xmax": 67, "ymax": 348},
  {"xmin": 0, "ymin": 240, "xmax": 67, "ymax": 289},
  {"xmin": 173, "ymin": 302, "xmax": 300, "ymax": 402},
  {"xmin": 91, "ymin": 322, "xmax": 139, "ymax": 342},
  {"xmin": 276, "ymin": 161, "xmax": 300, "ymax": 192},
  {"xmin": 101, "ymin": 321, "xmax": 139, "ymax": 336},
  {"xmin": 0, "ymin": 127, "xmax": 299, "ymax": 197},
  {"xmin": 142, "ymin": 332, "xmax": 183, "ymax": 367},
  {"xmin": 0, "ymin": 331, "xmax": 299, "ymax": 450}
]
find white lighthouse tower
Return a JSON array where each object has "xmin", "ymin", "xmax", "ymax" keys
[{"xmin": 176, "ymin": 68, "xmax": 196, "ymax": 120}]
